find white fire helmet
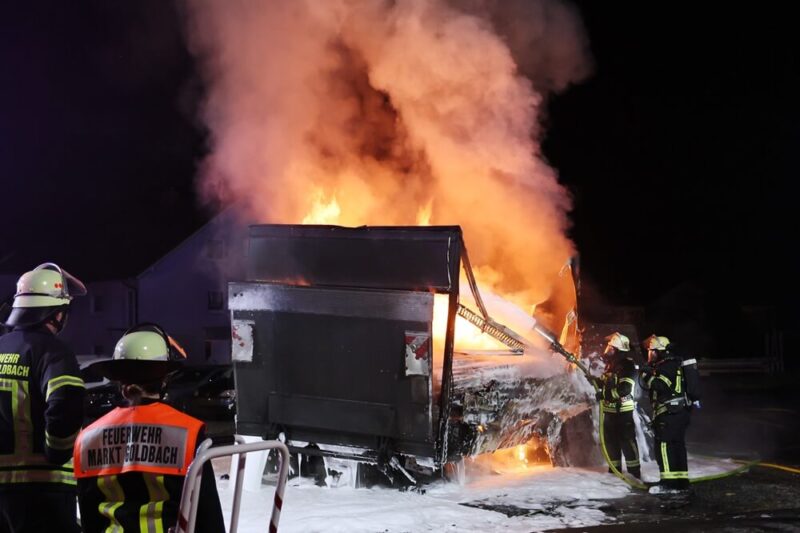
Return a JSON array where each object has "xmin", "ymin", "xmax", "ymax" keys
[
  {"xmin": 604, "ymin": 332, "xmax": 630, "ymax": 353},
  {"xmin": 643, "ymin": 335, "xmax": 671, "ymax": 351},
  {"xmin": 88, "ymin": 323, "xmax": 187, "ymax": 383},
  {"xmin": 4, "ymin": 263, "xmax": 86, "ymax": 327}
]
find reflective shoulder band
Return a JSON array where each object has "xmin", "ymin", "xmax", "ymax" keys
[
  {"xmin": 46, "ymin": 430, "xmax": 80, "ymax": 451},
  {"xmin": 656, "ymin": 375, "xmax": 672, "ymax": 387},
  {"xmin": 46, "ymin": 375, "xmax": 85, "ymax": 400}
]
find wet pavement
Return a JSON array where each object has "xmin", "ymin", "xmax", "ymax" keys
[
  {"xmin": 546, "ymin": 465, "xmax": 800, "ymax": 531},
  {"xmin": 549, "ymin": 370, "xmax": 800, "ymax": 532}
]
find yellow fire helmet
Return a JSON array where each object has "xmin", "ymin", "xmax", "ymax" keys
[
  {"xmin": 88, "ymin": 323, "xmax": 187, "ymax": 383},
  {"xmin": 4, "ymin": 263, "xmax": 86, "ymax": 327},
  {"xmin": 643, "ymin": 335, "xmax": 671, "ymax": 351},
  {"xmin": 604, "ymin": 332, "xmax": 631, "ymax": 352}
]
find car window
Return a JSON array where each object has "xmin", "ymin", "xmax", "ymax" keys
[
  {"xmin": 169, "ymin": 368, "xmax": 209, "ymax": 385},
  {"xmin": 80, "ymin": 365, "xmax": 105, "ymax": 385},
  {"xmin": 199, "ymin": 369, "xmax": 233, "ymax": 395}
]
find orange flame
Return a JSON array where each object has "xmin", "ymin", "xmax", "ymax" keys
[
  {"xmin": 469, "ymin": 440, "xmax": 552, "ymax": 475},
  {"xmin": 185, "ymin": 0, "xmax": 591, "ymax": 315},
  {"xmin": 302, "ymin": 188, "xmax": 341, "ymax": 225}
]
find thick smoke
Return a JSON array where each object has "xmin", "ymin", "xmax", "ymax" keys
[{"xmin": 183, "ymin": 0, "xmax": 591, "ymax": 308}]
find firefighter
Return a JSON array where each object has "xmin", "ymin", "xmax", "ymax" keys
[
  {"xmin": 640, "ymin": 334, "xmax": 698, "ymax": 493},
  {"xmin": 0, "ymin": 263, "xmax": 87, "ymax": 533},
  {"xmin": 73, "ymin": 323, "xmax": 225, "ymax": 533},
  {"xmin": 596, "ymin": 332, "xmax": 641, "ymax": 479}
]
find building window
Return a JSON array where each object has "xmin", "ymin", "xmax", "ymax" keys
[
  {"xmin": 91, "ymin": 295, "xmax": 106, "ymax": 313},
  {"xmin": 206, "ymin": 239, "xmax": 226, "ymax": 260},
  {"xmin": 208, "ymin": 291, "xmax": 225, "ymax": 311}
]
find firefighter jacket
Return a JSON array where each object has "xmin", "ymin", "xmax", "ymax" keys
[
  {"xmin": 73, "ymin": 399, "xmax": 225, "ymax": 533},
  {"xmin": 0, "ymin": 327, "xmax": 85, "ymax": 491},
  {"xmin": 599, "ymin": 356, "xmax": 637, "ymax": 413},
  {"xmin": 641, "ymin": 356, "xmax": 688, "ymax": 417}
]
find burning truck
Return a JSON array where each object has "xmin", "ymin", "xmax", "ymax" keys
[{"xmin": 228, "ymin": 224, "xmax": 601, "ymax": 485}]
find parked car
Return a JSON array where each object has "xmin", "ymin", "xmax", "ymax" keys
[
  {"xmin": 78, "ymin": 355, "xmax": 122, "ymax": 424},
  {"xmin": 80, "ymin": 361, "xmax": 236, "ymax": 440},
  {"xmin": 163, "ymin": 365, "xmax": 236, "ymax": 440}
]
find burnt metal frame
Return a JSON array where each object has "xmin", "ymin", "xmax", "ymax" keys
[
  {"xmin": 437, "ymin": 234, "xmax": 460, "ymax": 465},
  {"xmin": 236, "ymin": 224, "xmax": 464, "ymax": 468}
]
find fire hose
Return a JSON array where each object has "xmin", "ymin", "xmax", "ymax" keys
[
  {"xmin": 458, "ymin": 247, "xmax": 797, "ymax": 489},
  {"xmin": 532, "ymin": 329, "xmax": 774, "ymax": 491}
]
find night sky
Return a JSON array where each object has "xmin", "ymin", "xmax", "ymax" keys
[{"xmin": 2, "ymin": 3, "xmax": 798, "ymax": 321}]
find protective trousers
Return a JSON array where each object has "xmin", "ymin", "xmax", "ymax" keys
[
  {"xmin": 653, "ymin": 408, "xmax": 690, "ymax": 489},
  {"xmin": 0, "ymin": 490, "xmax": 80, "ymax": 533},
  {"xmin": 603, "ymin": 411, "xmax": 641, "ymax": 478}
]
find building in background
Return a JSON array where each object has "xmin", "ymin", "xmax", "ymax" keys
[
  {"xmin": 137, "ymin": 209, "xmax": 248, "ymax": 364},
  {"xmin": 60, "ymin": 279, "xmax": 136, "ymax": 356}
]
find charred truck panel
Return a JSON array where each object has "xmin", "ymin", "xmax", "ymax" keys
[
  {"xmin": 229, "ymin": 225, "xmax": 462, "ymax": 469},
  {"xmin": 229, "ymin": 224, "xmax": 599, "ymax": 478}
]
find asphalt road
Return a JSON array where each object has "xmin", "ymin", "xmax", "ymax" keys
[
  {"xmin": 550, "ymin": 370, "xmax": 800, "ymax": 532},
  {"xmin": 547, "ymin": 465, "xmax": 800, "ymax": 532}
]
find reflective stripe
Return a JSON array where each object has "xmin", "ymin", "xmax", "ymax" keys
[
  {"xmin": 0, "ymin": 378, "xmax": 32, "ymax": 458},
  {"xmin": 662, "ymin": 471, "xmax": 689, "ymax": 479},
  {"xmin": 675, "ymin": 369, "xmax": 682, "ymax": 394},
  {"xmin": 141, "ymin": 474, "xmax": 168, "ymax": 533},
  {"xmin": 98, "ymin": 475, "xmax": 125, "ymax": 533},
  {"xmin": 661, "ymin": 442, "xmax": 670, "ymax": 473},
  {"xmin": 45, "ymin": 429, "xmax": 79, "ymax": 450},
  {"xmin": 46, "ymin": 375, "xmax": 85, "ymax": 400},
  {"xmin": 0, "ymin": 467, "xmax": 76, "ymax": 485},
  {"xmin": 682, "ymin": 358, "xmax": 697, "ymax": 366},
  {"xmin": 629, "ymin": 439, "xmax": 639, "ymax": 456},
  {"xmin": 140, "ymin": 502, "xmax": 165, "ymax": 533},
  {"xmin": 602, "ymin": 402, "xmax": 635, "ymax": 413},
  {"xmin": 656, "ymin": 375, "xmax": 672, "ymax": 387},
  {"xmin": 627, "ymin": 459, "xmax": 640, "ymax": 467},
  {"xmin": 654, "ymin": 397, "xmax": 687, "ymax": 416}
]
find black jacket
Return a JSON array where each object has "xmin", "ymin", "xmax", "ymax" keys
[
  {"xmin": 0, "ymin": 327, "xmax": 85, "ymax": 491},
  {"xmin": 600, "ymin": 355, "xmax": 637, "ymax": 413}
]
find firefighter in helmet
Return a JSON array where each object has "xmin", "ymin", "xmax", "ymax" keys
[
  {"xmin": 0, "ymin": 263, "xmax": 87, "ymax": 532},
  {"xmin": 73, "ymin": 324, "xmax": 225, "ymax": 533},
  {"xmin": 597, "ymin": 332, "xmax": 641, "ymax": 479},
  {"xmin": 640, "ymin": 334, "xmax": 701, "ymax": 493}
]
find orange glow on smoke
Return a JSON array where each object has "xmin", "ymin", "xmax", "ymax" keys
[{"xmin": 185, "ymin": 0, "xmax": 592, "ymax": 316}]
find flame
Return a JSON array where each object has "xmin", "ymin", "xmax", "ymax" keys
[
  {"xmin": 416, "ymin": 199, "xmax": 433, "ymax": 226},
  {"xmin": 184, "ymin": 0, "xmax": 591, "ymax": 314},
  {"xmin": 302, "ymin": 188, "xmax": 341, "ymax": 225},
  {"xmin": 469, "ymin": 441, "xmax": 552, "ymax": 475},
  {"xmin": 432, "ymin": 294, "xmax": 507, "ymax": 352}
]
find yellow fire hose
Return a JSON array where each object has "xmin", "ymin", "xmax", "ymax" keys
[
  {"xmin": 749, "ymin": 462, "xmax": 800, "ymax": 475},
  {"xmin": 597, "ymin": 409, "xmax": 798, "ymax": 491},
  {"xmin": 531, "ymin": 331, "xmax": 799, "ymax": 490},
  {"xmin": 597, "ymin": 408, "xmax": 649, "ymax": 490}
]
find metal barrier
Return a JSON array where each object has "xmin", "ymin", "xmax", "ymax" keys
[{"xmin": 174, "ymin": 437, "xmax": 291, "ymax": 533}]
